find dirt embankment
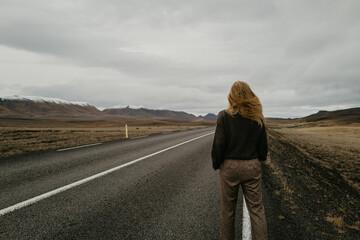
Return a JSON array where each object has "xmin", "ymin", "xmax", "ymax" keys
[{"xmin": 263, "ymin": 124, "xmax": 360, "ymax": 239}]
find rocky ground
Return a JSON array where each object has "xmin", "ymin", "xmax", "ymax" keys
[{"xmin": 263, "ymin": 124, "xmax": 360, "ymax": 239}]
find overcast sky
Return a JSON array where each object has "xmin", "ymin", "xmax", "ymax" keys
[{"xmin": 0, "ymin": 0, "xmax": 359, "ymax": 117}]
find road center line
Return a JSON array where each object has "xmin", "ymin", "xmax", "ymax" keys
[
  {"xmin": 242, "ymin": 196, "xmax": 252, "ymax": 240},
  {"xmin": 0, "ymin": 131, "xmax": 214, "ymax": 216},
  {"xmin": 57, "ymin": 142, "xmax": 103, "ymax": 152}
]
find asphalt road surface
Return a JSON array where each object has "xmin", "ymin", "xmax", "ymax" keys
[{"xmin": 0, "ymin": 127, "xmax": 305, "ymax": 239}]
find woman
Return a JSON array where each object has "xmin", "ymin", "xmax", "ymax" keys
[{"xmin": 212, "ymin": 81, "xmax": 268, "ymax": 240}]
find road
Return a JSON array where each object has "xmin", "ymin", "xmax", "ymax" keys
[{"xmin": 0, "ymin": 127, "xmax": 304, "ymax": 239}]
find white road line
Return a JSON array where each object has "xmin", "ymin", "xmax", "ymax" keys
[
  {"xmin": 130, "ymin": 135, "xmax": 149, "ymax": 140},
  {"xmin": 0, "ymin": 131, "xmax": 214, "ymax": 216},
  {"xmin": 242, "ymin": 196, "xmax": 252, "ymax": 240},
  {"xmin": 57, "ymin": 142, "xmax": 103, "ymax": 152}
]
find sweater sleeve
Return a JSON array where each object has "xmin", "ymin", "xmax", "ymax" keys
[
  {"xmin": 257, "ymin": 124, "xmax": 268, "ymax": 161},
  {"xmin": 211, "ymin": 112, "xmax": 226, "ymax": 170}
]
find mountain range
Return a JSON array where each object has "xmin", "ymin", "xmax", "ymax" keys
[
  {"xmin": 0, "ymin": 96, "xmax": 216, "ymax": 121},
  {"xmin": 1, "ymin": 96, "xmax": 358, "ymax": 122},
  {"xmin": 303, "ymin": 108, "xmax": 360, "ymax": 123}
]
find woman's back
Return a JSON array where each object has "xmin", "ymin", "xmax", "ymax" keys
[{"xmin": 212, "ymin": 110, "xmax": 267, "ymax": 170}]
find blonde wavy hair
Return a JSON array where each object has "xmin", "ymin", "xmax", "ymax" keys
[{"xmin": 226, "ymin": 81, "xmax": 265, "ymax": 127}]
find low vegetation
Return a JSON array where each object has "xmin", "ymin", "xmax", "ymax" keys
[
  {"xmin": 0, "ymin": 117, "xmax": 214, "ymax": 158},
  {"xmin": 265, "ymin": 118, "xmax": 360, "ymax": 239}
]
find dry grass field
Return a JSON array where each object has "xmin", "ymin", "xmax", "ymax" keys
[
  {"xmin": 0, "ymin": 117, "xmax": 215, "ymax": 159},
  {"xmin": 265, "ymin": 119, "xmax": 360, "ymax": 239},
  {"xmin": 268, "ymin": 120, "xmax": 360, "ymax": 192}
]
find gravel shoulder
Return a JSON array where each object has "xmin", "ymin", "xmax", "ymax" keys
[{"xmin": 264, "ymin": 126, "xmax": 360, "ymax": 239}]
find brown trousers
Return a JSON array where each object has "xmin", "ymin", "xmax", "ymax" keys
[{"xmin": 220, "ymin": 159, "xmax": 268, "ymax": 240}]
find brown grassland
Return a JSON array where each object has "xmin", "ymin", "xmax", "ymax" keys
[
  {"xmin": 0, "ymin": 117, "xmax": 214, "ymax": 159},
  {"xmin": 266, "ymin": 119, "xmax": 360, "ymax": 239}
]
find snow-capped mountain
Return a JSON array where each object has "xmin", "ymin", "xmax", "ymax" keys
[
  {"xmin": 2, "ymin": 95, "xmax": 90, "ymax": 106},
  {"xmin": 0, "ymin": 95, "xmax": 217, "ymax": 121},
  {"xmin": 107, "ymin": 104, "xmax": 145, "ymax": 110},
  {"xmin": 0, "ymin": 95, "xmax": 103, "ymax": 117}
]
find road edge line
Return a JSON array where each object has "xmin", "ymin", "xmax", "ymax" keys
[
  {"xmin": 0, "ymin": 131, "xmax": 214, "ymax": 216},
  {"xmin": 57, "ymin": 142, "xmax": 103, "ymax": 152}
]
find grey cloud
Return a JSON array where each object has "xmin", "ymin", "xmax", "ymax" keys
[
  {"xmin": 0, "ymin": 0, "xmax": 359, "ymax": 117},
  {"xmin": 22, "ymin": 81, "xmax": 226, "ymax": 115}
]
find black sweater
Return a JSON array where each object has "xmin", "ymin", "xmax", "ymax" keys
[{"xmin": 211, "ymin": 110, "xmax": 268, "ymax": 170}]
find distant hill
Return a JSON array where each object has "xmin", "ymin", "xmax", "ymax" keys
[
  {"xmin": 266, "ymin": 117, "xmax": 289, "ymax": 121},
  {"xmin": 198, "ymin": 113, "xmax": 217, "ymax": 121},
  {"xmin": 0, "ymin": 96, "xmax": 216, "ymax": 121},
  {"xmin": 103, "ymin": 106, "xmax": 199, "ymax": 120},
  {"xmin": 303, "ymin": 107, "xmax": 360, "ymax": 123},
  {"xmin": 266, "ymin": 108, "xmax": 360, "ymax": 123},
  {"xmin": 0, "ymin": 96, "xmax": 103, "ymax": 117}
]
